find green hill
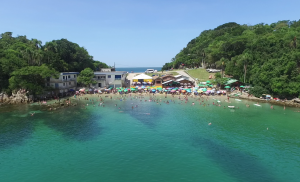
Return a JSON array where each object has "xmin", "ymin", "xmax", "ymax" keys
[{"xmin": 162, "ymin": 20, "xmax": 300, "ymax": 98}]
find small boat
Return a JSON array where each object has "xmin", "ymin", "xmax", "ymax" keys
[
  {"xmin": 235, "ymin": 99, "xmax": 241, "ymax": 101},
  {"xmin": 228, "ymin": 106, "xmax": 235, "ymax": 108},
  {"xmin": 254, "ymin": 104, "xmax": 261, "ymax": 106}
]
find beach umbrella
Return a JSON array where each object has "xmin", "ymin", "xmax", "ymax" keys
[
  {"xmin": 206, "ymin": 80, "xmax": 211, "ymax": 83},
  {"xmin": 240, "ymin": 85, "xmax": 245, "ymax": 87},
  {"xmin": 152, "ymin": 89, "xmax": 156, "ymax": 92},
  {"xmin": 224, "ymin": 86, "xmax": 231, "ymax": 88},
  {"xmin": 131, "ymin": 88, "xmax": 136, "ymax": 91},
  {"xmin": 202, "ymin": 88, "xmax": 207, "ymax": 92},
  {"xmin": 181, "ymin": 90, "xmax": 186, "ymax": 93},
  {"xmin": 157, "ymin": 87, "xmax": 162, "ymax": 90},
  {"xmin": 171, "ymin": 90, "xmax": 176, "ymax": 93},
  {"xmin": 141, "ymin": 86, "xmax": 145, "ymax": 88}
]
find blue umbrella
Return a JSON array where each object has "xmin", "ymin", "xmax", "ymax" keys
[
  {"xmin": 152, "ymin": 89, "xmax": 156, "ymax": 92},
  {"xmin": 141, "ymin": 86, "xmax": 145, "ymax": 88}
]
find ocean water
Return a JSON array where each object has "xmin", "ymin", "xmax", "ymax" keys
[
  {"xmin": 0, "ymin": 95, "xmax": 300, "ymax": 182},
  {"xmin": 115, "ymin": 67, "xmax": 162, "ymax": 73}
]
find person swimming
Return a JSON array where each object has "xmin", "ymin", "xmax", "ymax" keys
[{"xmin": 208, "ymin": 122, "xmax": 211, "ymax": 125}]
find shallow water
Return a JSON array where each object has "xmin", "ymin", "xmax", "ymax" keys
[{"xmin": 0, "ymin": 95, "xmax": 299, "ymax": 182}]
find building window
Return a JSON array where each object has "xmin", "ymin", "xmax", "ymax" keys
[
  {"xmin": 115, "ymin": 75, "xmax": 121, "ymax": 80},
  {"xmin": 47, "ymin": 83, "xmax": 50, "ymax": 86},
  {"xmin": 108, "ymin": 75, "xmax": 111, "ymax": 78},
  {"xmin": 74, "ymin": 75, "xmax": 76, "ymax": 78},
  {"xmin": 69, "ymin": 82, "xmax": 71, "ymax": 85},
  {"xmin": 156, "ymin": 81, "xmax": 161, "ymax": 84},
  {"xmin": 63, "ymin": 83, "xmax": 65, "ymax": 86},
  {"xmin": 68, "ymin": 75, "xmax": 70, "ymax": 78},
  {"xmin": 63, "ymin": 76, "xmax": 65, "ymax": 79}
]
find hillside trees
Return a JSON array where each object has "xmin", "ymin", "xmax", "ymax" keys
[
  {"xmin": 0, "ymin": 32, "xmax": 109, "ymax": 94},
  {"xmin": 163, "ymin": 20, "xmax": 300, "ymax": 98}
]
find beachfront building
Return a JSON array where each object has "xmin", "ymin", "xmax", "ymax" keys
[
  {"xmin": 131, "ymin": 74, "xmax": 153, "ymax": 86},
  {"xmin": 92, "ymin": 69, "xmax": 127, "ymax": 89},
  {"xmin": 153, "ymin": 74, "xmax": 194, "ymax": 88},
  {"xmin": 46, "ymin": 72, "xmax": 79, "ymax": 93},
  {"xmin": 152, "ymin": 76, "xmax": 163, "ymax": 87}
]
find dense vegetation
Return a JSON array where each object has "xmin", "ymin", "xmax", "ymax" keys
[
  {"xmin": 0, "ymin": 32, "xmax": 108, "ymax": 95},
  {"xmin": 162, "ymin": 20, "xmax": 300, "ymax": 98}
]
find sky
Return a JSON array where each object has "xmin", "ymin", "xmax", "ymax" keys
[{"xmin": 1, "ymin": 0, "xmax": 299, "ymax": 67}]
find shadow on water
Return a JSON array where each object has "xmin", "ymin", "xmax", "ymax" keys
[
  {"xmin": 0, "ymin": 116, "xmax": 34, "ymax": 149},
  {"xmin": 120, "ymin": 101, "xmax": 164, "ymax": 128},
  {"xmin": 44, "ymin": 109, "xmax": 103, "ymax": 141},
  {"xmin": 191, "ymin": 137, "xmax": 281, "ymax": 182}
]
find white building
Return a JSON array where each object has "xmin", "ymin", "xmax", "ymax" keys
[
  {"xmin": 46, "ymin": 72, "xmax": 79, "ymax": 93},
  {"xmin": 92, "ymin": 70, "xmax": 127, "ymax": 89}
]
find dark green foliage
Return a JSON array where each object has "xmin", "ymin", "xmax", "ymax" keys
[
  {"xmin": 0, "ymin": 32, "xmax": 109, "ymax": 94},
  {"xmin": 77, "ymin": 68, "xmax": 97, "ymax": 86},
  {"xmin": 249, "ymin": 86, "xmax": 269, "ymax": 98},
  {"xmin": 9, "ymin": 65, "xmax": 59, "ymax": 95},
  {"xmin": 164, "ymin": 20, "xmax": 300, "ymax": 97}
]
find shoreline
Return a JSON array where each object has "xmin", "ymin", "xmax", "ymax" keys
[{"xmin": 228, "ymin": 92, "xmax": 300, "ymax": 108}]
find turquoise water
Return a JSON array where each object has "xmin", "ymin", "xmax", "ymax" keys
[{"xmin": 0, "ymin": 95, "xmax": 300, "ymax": 182}]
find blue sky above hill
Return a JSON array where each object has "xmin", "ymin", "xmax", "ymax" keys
[{"xmin": 1, "ymin": 0, "xmax": 299, "ymax": 67}]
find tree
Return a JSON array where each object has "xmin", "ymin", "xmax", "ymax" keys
[
  {"xmin": 77, "ymin": 68, "xmax": 96, "ymax": 87},
  {"xmin": 0, "ymin": 32, "xmax": 109, "ymax": 94},
  {"xmin": 242, "ymin": 52, "xmax": 252, "ymax": 83},
  {"xmin": 163, "ymin": 19, "xmax": 300, "ymax": 98},
  {"xmin": 9, "ymin": 64, "xmax": 58, "ymax": 96}
]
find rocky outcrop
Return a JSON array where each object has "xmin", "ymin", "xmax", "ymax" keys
[
  {"xmin": 0, "ymin": 91, "xmax": 32, "ymax": 104},
  {"xmin": 228, "ymin": 91, "xmax": 300, "ymax": 107}
]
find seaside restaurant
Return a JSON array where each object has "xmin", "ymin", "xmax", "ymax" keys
[
  {"xmin": 132, "ymin": 74, "xmax": 153, "ymax": 86},
  {"xmin": 152, "ymin": 76, "xmax": 163, "ymax": 87}
]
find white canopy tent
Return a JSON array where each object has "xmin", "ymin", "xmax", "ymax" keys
[{"xmin": 132, "ymin": 74, "xmax": 153, "ymax": 80}]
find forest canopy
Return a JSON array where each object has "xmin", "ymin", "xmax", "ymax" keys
[
  {"xmin": 162, "ymin": 20, "xmax": 300, "ymax": 98},
  {"xmin": 0, "ymin": 32, "xmax": 109, "ymax": 94}
]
